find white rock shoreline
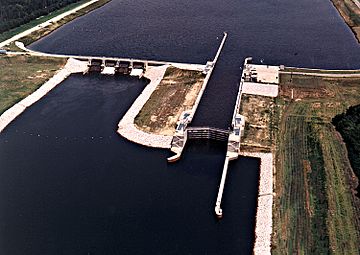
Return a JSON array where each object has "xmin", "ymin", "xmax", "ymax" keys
[
  {"xmin": 117, "ymin": 65, "xmax": 173, "ymax": 149},
  {"xmin": 117, "ymin": 63, "xmax": 207, "ymax": 149},
  {"xmin": 240, "ymin": 152, "xmax": 273, "ymax": 255}
]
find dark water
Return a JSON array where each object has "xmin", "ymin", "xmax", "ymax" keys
[
  {"xmin": 1, "ymin": 0, "xmax": 360, "ymax": 254},
  {"xmin": 0, "ymin": 75, "xmax": 260, "ymax": 254},
  {"xmin": 30, "ymin": 0, "xmax": 360, "ymax": 127}
]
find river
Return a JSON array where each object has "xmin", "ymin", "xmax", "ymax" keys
[{"xmin": 1, "ymin": 0, "xmax": 360, "ymax": 254}]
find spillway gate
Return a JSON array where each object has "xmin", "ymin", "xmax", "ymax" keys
[{"xmin": 186, "ymin": 127, "xmax": 230, "ymax": 141}]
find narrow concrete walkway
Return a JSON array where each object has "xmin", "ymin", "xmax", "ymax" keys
[
  {"xmin": 15, "ymin": 41, "xmax": 207, "ymax": 68},
  {"xmin": 281, "ymin": 71, "xmax": 360, "ymax": 77}
]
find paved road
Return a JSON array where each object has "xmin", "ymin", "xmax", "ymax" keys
[
  {"xmin": 13, "ymin": 42, "xmax": 206, "ymax": 68},
  {"xmin": 280, "ymin": 71, "xmax": 360, "ymax": 77}
]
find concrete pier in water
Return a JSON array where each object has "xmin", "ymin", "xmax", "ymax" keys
[
  {"xmin": 213, "ymin": 57, "xmax": 250, "ymax": 218},
  {"xmin": 214, "ymin": 157, "xmax": 230, "ymax": 217},
  {"xmin": 167, "ymin": 32, "xmax": 228, "ymax": 162}
]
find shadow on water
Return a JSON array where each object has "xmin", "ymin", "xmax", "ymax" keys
[{"xmin": 0, "ymin": 74, "xmax": 260, "ymax": 254}]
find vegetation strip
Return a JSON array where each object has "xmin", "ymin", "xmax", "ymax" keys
[
  {"xmin": 0, "ymin": 55, "xmax": 66, "ymax": 115},
  {"xmin": 0, "ymin": 58, "xmax": 88, "ymax": 133},
  {"xmin": 333, "ymin": 105, "xmax": 360, "ymax": 201},
  {"xmin": 0, "ymin": 0, "xmax": 88, "ymax": 43},
  {"xmin": 272, "ymin": 73, "xmax": 360, "ymax": 254},
  {"xmin": 239, "ymin": 94, "xmax": 276, "ymax": 152},
  {"xmin": 1, "ymin": 0, "xmax": 112, "ymax": 50},
  {"xmin": 135, "ymin": 66, "xmax": 205, "ymax": 135},
  {"xmin": 330, "ymin": 0, "xmax": 360, "ymax": 42}
]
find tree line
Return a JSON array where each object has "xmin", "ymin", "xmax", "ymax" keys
[
  {"xmin": 0, "ymin": 0, "xmax": 83, "ymax": 34},
  {"xmin": 333, "ymin": 104, "xmax": 360, "ymax": 195}
]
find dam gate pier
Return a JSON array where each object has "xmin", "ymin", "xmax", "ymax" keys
[{"xmin": 168, "ymin": 57, "xmax": 252, "ymax": 218}]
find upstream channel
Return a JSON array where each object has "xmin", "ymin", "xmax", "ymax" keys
[{"xmin": 1, "ymin": 0, "xmax": 360, "ymax": 254}]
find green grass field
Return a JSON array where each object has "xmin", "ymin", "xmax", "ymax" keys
[
  {"xmin": 0, "ymin": 55, "xmax": 66, "ymax": 114},
  {"xmin": 272, "ymin": 73, "xmax": 360, "ymax": 254},
  {"xmin": 0, "ymin": 0, "xmax": 89, "ymax": 43},
  {"xmin": 2, "ymin": 0, "xmax": 111, "ymax": 49}
]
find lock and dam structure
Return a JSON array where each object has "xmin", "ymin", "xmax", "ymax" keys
[{"xmin": 9, "ymin": 36, "xmax": 262, "ymax": 220}]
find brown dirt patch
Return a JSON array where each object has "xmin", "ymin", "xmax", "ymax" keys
[
  {"xmin": 135, "ymin": 67, "xmax": 204, "ymax": 135},
  {"xmin": 239, "ymin": 94, "xmax": 275, "ymax": 151}
]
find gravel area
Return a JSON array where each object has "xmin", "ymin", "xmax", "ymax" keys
[
  {"xmin": 242, "ymin": 82, "xmax": 279, "ymax": 97},
  {"xmin": 240, "ymin": 152, "xmax": 273, "ymax": 255}
]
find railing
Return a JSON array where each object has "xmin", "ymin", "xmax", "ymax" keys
[{"xmin": 231, "ymin": 57, "xmax": 252, "ymax": 127}]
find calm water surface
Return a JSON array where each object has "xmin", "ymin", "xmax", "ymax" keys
[
  {"xmin": 1, "ymin": 0, "xmax": 360, "ymax": 254},
  {"xmin": 30, "ymin": 0, "xmax": 360, "ymax": 127},
  {"xmin": 0, "ymin": 75, "xmax": 259, "ymax": 254}
]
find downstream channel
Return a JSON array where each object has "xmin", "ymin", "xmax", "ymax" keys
[
  {"xmin": 1, "ymin": 0, "xmax": 360, "ymax": 254},
  {"xmin": 0, "ymin": 74, "xmax": 259, "ymax": 254}
]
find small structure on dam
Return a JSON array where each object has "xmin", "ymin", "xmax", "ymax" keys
[
  {"xmin": 118, "ymin": 61, "xmax": 131, "ymax": 74},
  {"xmin": 101, "ymin": 59, "xmax": 117, "ymax": 75},
  {"xmin": 168, "ymin": 124, "xmax": 231, "ymax": 162},
  {"xmin": 87, "ymin": 58, "xmax": 148, "ymax": 77},
  {"xmin": 88, "ymin": 59, "xmax": 103, "ymax": 72},
  {"xmin": 186, "ymin": 127, "xmax": 230, "ymax": 141}
]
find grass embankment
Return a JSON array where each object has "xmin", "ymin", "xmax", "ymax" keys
[
  {"xmin": 331, "ymin": 0, "xmax": 360, "ymax": 42},
  {"xmin": 0, "ymin": 55, "xmax": 66, "ymax": 114},
  {"xmin": 3, "ymin": 0, "xmax": 112, "ymax": 50},
  {"xmin": 0, "ymin": 0, "xmax": 89, "ymax": 43},
  {"xmin": 135, "ymin": 67, "xmax": 204, "ymax": 135},
  {"xmin": 272, "ymin": 74, "xmax": 360, "ymax": 254}
]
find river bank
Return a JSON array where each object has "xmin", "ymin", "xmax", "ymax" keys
[
  {"xmin": 0, "ymin": 0, "xmax": 89, "ymax": 43},
  {"xmin": 2, "ymin": 0, "xmax": 360, "ymax": 253},
  {"xmin": 0, "ymin": 58, "xmax": 88, "ymax": 133},
  {"xmin": 0, "ymin": 0, "xmax": 111, "ymax": 50},
  {"xmin": 117, "ymin": 65, "xmax": 173, "ymax": 148},
  {"xmin": 134, "ymin": 66, "xmax": 205, "ymax": 136},
  {"xmin": 331, "ymin": 0, "xmax": 360, "ymax": 42},
  {"xmin": 0, "ymin": 55, "xmax": 66, "ymax": 114},
  {"xmin": 239, "ymin": 152, "xmax": 273, "ymax": 254}
]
